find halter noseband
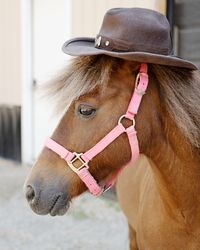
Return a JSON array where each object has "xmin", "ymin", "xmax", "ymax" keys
[{"xmin": 45, "ymin": 63, "xmax": 149, "ymax": 196}]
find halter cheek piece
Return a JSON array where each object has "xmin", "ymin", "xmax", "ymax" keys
[{"xmin": 45, "ymin": 63, "xmax": 149, "ymax": 196}]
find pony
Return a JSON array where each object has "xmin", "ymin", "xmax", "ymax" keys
[{"xmin": 25, "ymin": 55, "xmax": 200, "ymax": 249}]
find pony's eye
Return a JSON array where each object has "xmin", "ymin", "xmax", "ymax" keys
[{"xmin": 78, "ymin": 105, "xmax": 96, "ymax": 117}]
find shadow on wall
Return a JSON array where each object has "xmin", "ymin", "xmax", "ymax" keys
[{"xmin": 0, "ymin": 105, "xmax": 21, "ymax": 162}]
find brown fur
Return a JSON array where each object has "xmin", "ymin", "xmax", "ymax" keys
[{"xmin": 25, "ymin": 55, "xmax": 200, "ymax": 249}]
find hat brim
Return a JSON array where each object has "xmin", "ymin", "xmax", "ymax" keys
[{"xmin": 62, "ymin": 37, "xmax": 198, "ymax": 70}]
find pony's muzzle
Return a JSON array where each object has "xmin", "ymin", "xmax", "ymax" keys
[{"xmin": 25, "ymin": 182, "xmax": 70, "ymax": 216}]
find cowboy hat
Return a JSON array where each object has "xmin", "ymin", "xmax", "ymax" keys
[{"xmin": 62, "ymin": 7, "xmax": 197, "ymax": 70}]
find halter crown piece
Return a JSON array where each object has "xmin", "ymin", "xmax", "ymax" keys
[{"xmin": 45, "ymin": 63, "xmax": 149, "ymax": 196}]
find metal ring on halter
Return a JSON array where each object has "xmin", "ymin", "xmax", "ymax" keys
[
  {"xmin": 95, "ymin": 184, "xmax": 112, "ymax": 196},
  {"xmin": 118, "ymin": 114, "xmax": 135, "ymax": 128},
  {"xmin": 103, "ymin": 184, "xmax": 112, "ymax": 193},
  {"xmin": 67, "ymin": 152, "xmax": 89, "ymax": 173}
]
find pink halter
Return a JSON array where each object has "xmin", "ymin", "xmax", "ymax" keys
[{"xmin": 45, "ymin": 63, "xmax": 149, "ymax": 196}]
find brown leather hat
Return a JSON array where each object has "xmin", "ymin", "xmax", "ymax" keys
[{"xmin": 62, "ymin": 8, "xmax": 197, "ymax": 70}]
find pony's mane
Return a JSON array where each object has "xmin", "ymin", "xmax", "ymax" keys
[
  {"xmin": 151, "ymin": 64, "xmax": 200, "ymax": 148},
  {"xmin": 46, "ymin": 55, "xmax": 200, "ymax": 148},
  {"xmin": 45, "ymin": 55, "xmax": 120, "ymax": 112}
]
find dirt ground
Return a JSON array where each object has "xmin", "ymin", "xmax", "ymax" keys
[{"xmin": 0, "ymin": 158, "xmax": 129, "ymax": 250}]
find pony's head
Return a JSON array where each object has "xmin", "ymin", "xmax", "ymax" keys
[{"xmin": 24, "ymin": 55, "xmax": 199, "ymax": 216}]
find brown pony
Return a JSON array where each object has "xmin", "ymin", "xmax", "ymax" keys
[{"xmin": 25, "ymin": 55, "xmax": 200, "ymax": 249}]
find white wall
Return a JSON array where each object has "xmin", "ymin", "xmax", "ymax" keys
[
  {"xmin": 0, "ymin": 0, "xmax": 22, "ymax": 105},
  {"xmin": 0, "ymin": 0, "xmax": 166, "ymax": 107},
  {"xmin": 72, "ymin": 0, "xmax": 166, "ymax": 37},
  {"xmin": 32, "ymin": 0, "xmax": 72, "ymax": 161},
  {"xmin": 0, "ymin": 0, "xmax": 165, "ymax": 163}
]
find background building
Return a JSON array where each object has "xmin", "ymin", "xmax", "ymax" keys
[{"xmin": 0, "ymin": 0, "xmax": 199, "ymax": 164}]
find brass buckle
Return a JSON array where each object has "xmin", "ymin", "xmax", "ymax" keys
[
  {"xmin": 135, "ymin": 72, "xmax": 147, "ymax": 96},
  {"xmin": 67, "ymin": 153, "xmax": 89, "ymax": 174}
]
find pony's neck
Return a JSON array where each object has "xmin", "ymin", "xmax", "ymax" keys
[{"xmin": 146, "ymin": 107, "xmax": 200, "ymax": 222}]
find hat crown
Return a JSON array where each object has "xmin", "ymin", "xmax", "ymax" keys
[
  {"xmin": 97, "ymin": 8, "xmax": 172, "ymax": 55},
  {"xmin": 63, "ymin": 7, "xmax": 197, "ymax": 70}
]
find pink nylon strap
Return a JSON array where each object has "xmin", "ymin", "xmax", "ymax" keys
[
  {"xmin": 126, "ymin": 126, "xmax": 139, "ymax": 162},
  {"xmin": 45, "ymin": 63, "xmax": 148, "ymax": 196},
  {"xmin": 126, "ymin": 63, "xmax": 148, "ymax": 119},
  {"xmin": 102, "ymin": 126, "xmax": 139, "ymax": 189},
  {"xmin": 45, "ymin": 137, "xmax": 103, "ymax": 195},
  {"xmin": 45, "ymin": 138, "xmax": 74, "ymax": 161},
  {"xmin": 78, "ymin": 168, "xmax": 102, "ymax": 196},
  {"xmin": 82, "ymin": 123, "xmax": 125, "ymax": 162}
]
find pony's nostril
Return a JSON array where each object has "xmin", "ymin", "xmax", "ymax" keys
[{"xmin": 26, "ymin": 185, "xmax": 35, "ymax": 203}]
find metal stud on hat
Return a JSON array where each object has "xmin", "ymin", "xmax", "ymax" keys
[{"xmin": 105, "ymin": 41, "xmax": 110, "ymax": 46}]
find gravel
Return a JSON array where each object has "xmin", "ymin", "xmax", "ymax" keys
[{"xmin": 0, "ymin": 158, "xmax": 129, "ymax": 250}]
